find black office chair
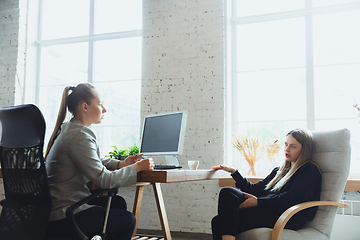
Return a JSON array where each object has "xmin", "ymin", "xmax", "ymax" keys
[
  {"xmin": 0, "ymin": 104, "xmax": 118, "ymax": 240},
  {"xmin": 0, "ymin": 104, "xmax": 51, "ymax": 240}
]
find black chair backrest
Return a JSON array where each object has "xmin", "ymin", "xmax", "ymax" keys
[{"xmin": 0, "ymin": 104, "xmax": 52, "ymax": 240}]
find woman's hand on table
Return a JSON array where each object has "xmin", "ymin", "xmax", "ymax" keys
[
  {"xmin": 135, "ymin": 158, "xmax": 154, "ymax": 172},
  {"xmin": 211, "ymin": 164, "xmax": 236, "ymax": 174},
  {"xmin": 118, "ymin": 154, "xmax": 144, "ymax": 169}
]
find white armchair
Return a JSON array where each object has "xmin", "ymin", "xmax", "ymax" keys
[{"xmin": 236, "ymin": 129, "xmax": 351, "ymax": 240}]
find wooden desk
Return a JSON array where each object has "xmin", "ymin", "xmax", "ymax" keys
[
  {"xmin": 133, "ymin": 169, "xmax": 228, "ymax": 240},
  {"xmin": 137, "ymin": 169, "xmax": 228, "ymax": 183}
]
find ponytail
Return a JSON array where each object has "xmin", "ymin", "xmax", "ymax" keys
[
  {"xmin": 45, "ymin": 83, "xmax": 96, "ymax": 160},
  {"xmin": 45, "ymin": 86, "xmax": 72, "ymax": 160},
  {"xmin": 45, "ymin": 83, "xmax": 95, "ymax": 160}
]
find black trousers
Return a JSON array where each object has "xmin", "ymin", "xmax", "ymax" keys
[
  {"xmin": 211, "ymin": 187, "xmax": 278, "ymax": 240},
  {"xmin": 46, "ymin": 195, "xmax": 136, "ymax": 240}
]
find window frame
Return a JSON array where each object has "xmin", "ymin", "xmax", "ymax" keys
[
  {"xmin": 35, "ymin": 0, "xmax": 142, "ymax": 100},
  {"xmin": 27, "ymin": 0, "xmax": 142, "ymax": 155},
  {"xmin": 225, "ymin": 0, "xmax": 360, "ymax": 177}
]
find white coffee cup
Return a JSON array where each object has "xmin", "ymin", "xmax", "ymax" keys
[{"xmin": 188, "ymin": 160, "xmax": 199, "ymax": 170}]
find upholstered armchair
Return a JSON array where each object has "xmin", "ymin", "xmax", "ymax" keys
[{"xmin": 236, "ymin": 129, "xmax": 351, "ymax": 240}]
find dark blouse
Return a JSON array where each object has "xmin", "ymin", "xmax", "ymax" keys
[{"xmin": 231, "ymin": 161, "xmax": 322, "ymax": 228}]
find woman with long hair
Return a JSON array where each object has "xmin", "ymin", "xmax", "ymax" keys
[
  {"xmin": 211, "ymin": 129, "xmax": 322, "ymax": 240},
  {"xmin": 45, "ymin": 83, "xmax": 154, "ymax": 239}
]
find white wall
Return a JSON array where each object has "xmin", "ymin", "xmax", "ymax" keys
[
  {"xmin": 141, "ymin": 0, "xmax": 225, "ymax": 164},
  {"xmin": 0, "ymin": 0, "xmax": 27, "ymax": 108},
  {"xmin": 0, "ymin": 0, "xmax": 17, "ymax": 107},
  {"xmin": 0, "ymin": 0, "xmax": 25, "ymax": 204},
  {"xmin": 117, "ymin": 0, "xmax": 226, "ymax": 233}
]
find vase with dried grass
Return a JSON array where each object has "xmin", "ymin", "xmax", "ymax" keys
[{"xmin": 232, "ymin": 131, "xmax": 281, "ymax": 176}]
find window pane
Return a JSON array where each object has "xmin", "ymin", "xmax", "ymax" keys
[
  {"xmin": 313, "ymin": 11, "xmax": 360, "ymax": 66},
  {"xmin": 92, "ymin": 125, "xmax": 140, "ymax": 158},
  {"xmin": 236, "ymin": 69, "xmax": 307, "ymax": 122},
  {"xmin": 40, "ymin": 43, "xmax": 88, "ymax": 87},
  {"xmin": 93, "ymin": 81, "xmax": 141, "ymax": 156},
  {"xmin": 94, "ymin": 37, "xmax": 142, "ymax": 82},
  {"xmin": 42, "ymin": 0, "xmax": 89, "ymax": 39},
  {"xmin": 37, "ymin": 1, "xmax": 142, "ymax": 157},
  {"xmin": 235, "ymin": 17, "xmax": 307, "ymax": 174},
  {"xmin": 313, "ymin": 0, "xmax": 360, "ymax": 7},
  {"xmin": 236, "ymin": 18, "xmax": 306, "ymax": 123},
  {"xmin": 230, "ymin": 2, "xmax": 360, "ymax": 177},
  {"xmin": 94, "ymin": 0, "xmax": 142, "ymax": 34},
  {"xmin": 236, "ymin": 0, "xmax": 304, "ymax": 17},
  {"xmin": 39, "ymin": 43, "xmax": 88, "ymax": 143},
  {"xmin": 236, "ymin": 18, "xmax": 305, "ymax": 71},
  {"xmin": 314, "ymin": 64, "xmax": 360, "ymax": 120},
  {"xmin": 94, "ymin": 81, "xmax": 141, "ymax": 127}
]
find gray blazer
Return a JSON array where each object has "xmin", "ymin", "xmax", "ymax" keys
[{"xmin": 46, "ymin": 118, "xmax": 137, "ymax": 222}]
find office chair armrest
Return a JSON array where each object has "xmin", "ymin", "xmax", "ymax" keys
[
  {"xmin": 66, "ymin": 188, "xmax": 119, "ymax": 240},
  {"xmin": 0, "ymin": 199, "xmax": 5, "ymax": 206},
  {"xmin": 271, "ymin": 201, "xmax": 349, "ymax": 240}
]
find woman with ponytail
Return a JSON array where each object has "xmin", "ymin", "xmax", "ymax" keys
[
  {"xmin": 45, "ymin": 83, "xmax": 154, "ymax": 240},
  {"xmin": 211, "ymin": 129, "xmax": 322, "ymax": 240}
]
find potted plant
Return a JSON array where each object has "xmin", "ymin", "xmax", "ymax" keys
[
  {"xmin": 127, "ymin": 143, "xmax": 140, "ymax": 156},
  {"xmin": 108, "ymin": 143, "xmax": 140, "ymax": 160}
]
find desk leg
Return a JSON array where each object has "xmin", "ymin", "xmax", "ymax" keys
[
  {"xmin": 132, "ymin": 185, "xmax": 145, "ymax": 237},
  {"xmin": 153, "ymin": 183, "xmax": 172, "ymax": 240}
]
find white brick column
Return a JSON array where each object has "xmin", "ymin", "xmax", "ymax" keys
[
  {"xmin": 0, "ymin": 0, "xmax": 27, "ymax": 108},
  {"xmin": 141, "ymin": 0, "xmax": 225, "ymax": 168},
  {"xmin": 119, "ymin": 0, "xmax": 225, "ymax": 234},
  {"xmin": 0, "ymin": 0, "xmax": 28, "ymax": 208}
]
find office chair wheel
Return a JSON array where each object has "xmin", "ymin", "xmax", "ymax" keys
[{"xmin": 91, "ymin": 235, "xmax": 102, "ymax": 240}]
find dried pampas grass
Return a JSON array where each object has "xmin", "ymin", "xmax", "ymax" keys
[{"xmin": 232, "ymin": 131, "xmax": 281, "ymax": 176}]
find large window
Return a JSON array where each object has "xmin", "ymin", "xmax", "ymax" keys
[
  {"xmin": 226, "ymin": 0, "xmax": 360, "ymax": 177},
  {"xmin": 36, "ymin": 0, "xmax": 142, "ymax": 155}
]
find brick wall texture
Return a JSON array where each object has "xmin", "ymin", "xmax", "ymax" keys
[
  {"xmin": 0, "ymin": 0, "xmax": 27, "ymax": 108},
  {"xmin": 1, "ymin": 0, "xmax": 16, "ymax": 107},
  {"xmin": 0, "ymin": 0, "xmax": 27, "ymax": 211},
  {"xmin": 117, "ymin": 0, "xmax": 225, "ymax": 233}
]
